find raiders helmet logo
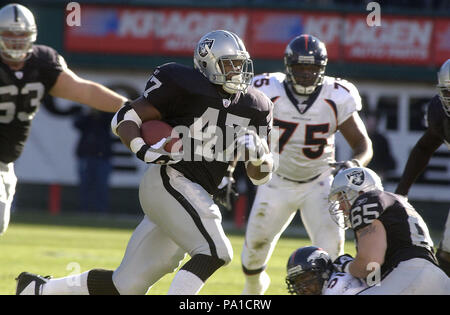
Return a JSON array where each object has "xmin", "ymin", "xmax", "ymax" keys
[
  {"xmin": 198, "ymin": 38, "xmax": 215, "ymax": 57},
  {"xmin": 346, "ymin": 170, "xmax": 365, "ymax": 186}
]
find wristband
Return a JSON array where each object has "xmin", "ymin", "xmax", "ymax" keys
[{"xmin": 130, "ymin": 137, "xmax": 146, "ymax": 154}]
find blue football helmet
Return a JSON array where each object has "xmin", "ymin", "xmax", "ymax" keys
[{"xmin": 286, "ymin": 246, "xmax": 333, "ymax": 295}]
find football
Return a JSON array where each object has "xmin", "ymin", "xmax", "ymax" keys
[{"xmin": 140, "ymin": 120, "xmax": 182, "ymax": 153}]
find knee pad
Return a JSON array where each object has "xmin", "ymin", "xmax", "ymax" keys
[{"xmin": 181, "ymin": 254, "xmax": 225, "ymax": 282}]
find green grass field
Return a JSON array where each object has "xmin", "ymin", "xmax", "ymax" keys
[{"xmin": 0, "ymin": 211, "xmax": 359, "ymax": 295}]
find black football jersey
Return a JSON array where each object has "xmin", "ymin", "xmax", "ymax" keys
[
  {"xmin": 0, "ymin": 45, "xmax": 65, "ymax": 163},
  {"xmin": 143, "ymin": 62, "xmax": 273, "ymax": 194},
  {"xmin": 426, "ymin": 95, "xmax": 450, "ymax": 145},
  {"xmin": 350, "ymin": 190, "xmax": 438, "ymax": 277}
]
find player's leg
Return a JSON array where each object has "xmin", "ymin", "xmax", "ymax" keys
[
  {"xmin": 241, "ymin": 175, "xmax": 298, "ymax": 295},
  {"xmin": 299, "ymin": 172, "xmax": 344, "ymax": 260},
  {"xmin": 16, "ymin": 216, "xmax": 185, "ymax": 295},
  {"xmin": 437, "ymin": 209, "xmax": 450, "ymax": 277},
  {"xmin": 0, "ymin": 162, "xmax": 17, "ymax": 235},
  {"xmin": 140, "ymin": 165, "xmax": 233, "ymax": 295},
  {"xmin": 357, "ymin": 258, "xmax": 450, "ymax": 295}
]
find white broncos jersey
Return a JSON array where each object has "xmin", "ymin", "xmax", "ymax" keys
[
  {"xmin": 253, "ymin": 73, "xmax": 362, "ymax": 181},
  {"xmin": 322, "ymin": 272, "xmax": 368, "ymax": 295}
]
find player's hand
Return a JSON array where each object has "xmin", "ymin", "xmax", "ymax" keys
[
  {"xmin": 235, "ymin": 128, "xmax": 267, "ymax": 165},
  {"xmin": 132, "ymin": 137, "xmax": 182, "ymax": 165},
  {"xmin": 333, "ymin": 254, "xmax": 354, "ymax": 273},
  {"xmin": 214, "ymin": 176, "xmax": 239, "ymax": 211},
  {"xmin": 329, "ymin": 159, "xmax": 361, "ymax": 176}
]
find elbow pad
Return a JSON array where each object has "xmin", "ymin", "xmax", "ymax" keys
[{"xmin": 111, "ymin": 102, "xmax": 142, "ymax": 136}]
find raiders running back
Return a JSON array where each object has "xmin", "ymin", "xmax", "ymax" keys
[
  {"xmin": 0, "ymin": 45, "xmax": 66, "ymax": 163},
  {"xmin": 143, "ymin": 62, "xmax": 273, "ymax": 194},
  {"xmin": 253, "ymin": 72, "xmax": 361, "ymax": 181},
  {"xmin": 350, "ymin": 190, "xmax": 438, "ymax": 278}
]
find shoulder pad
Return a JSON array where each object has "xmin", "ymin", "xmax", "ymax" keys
[
  {"xmin": 155, "ymin": 62, "xmax": 217, "ymax": 97},
  {"xmin": 31, "ymin": 45, "xmax": 66, "ymax": 68},
  {"xmin": 252, "ymin": 72, "xmax": 285, "ymax": 99}
]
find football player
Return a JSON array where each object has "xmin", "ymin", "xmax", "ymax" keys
[
  {"xmin": 286, "ymin": 246, "xmax": 367, "ymax": 295},
  {"xmin": 0, "ymin": 4, "xmax": 128, "ymax": 236},
  {"xmin": 395, "ymin": 59, "xmax": 450, "ymax": 277},
  {"xmin": 240, "ymin": 34, "xmax": 373, "ymax": 294},
  {"xmin": 329, "ymin": 167, "xmax": 450, "ymax": 294},
  {"xmin": 16, "ymin": 30, "xmax": 274, "ymax": 295}
]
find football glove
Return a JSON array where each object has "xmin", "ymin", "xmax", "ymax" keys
[
  {"xmin": 130, "ymin": 137, "xmax": 182, "ymax": 165},
  {"xmin": 333, "ymin": 254, "xmax": 354, "ymax": 273},
  {"xmin": 235, "ymin": 128, "xmax": 268, "ymax": 166},
  {"xmin": 329, "ymin": 159, "xmax": 361, "ymax": 176},
  {"xmin": 213, "ymin": 176, "xmax": 238, "ymax": 211}
]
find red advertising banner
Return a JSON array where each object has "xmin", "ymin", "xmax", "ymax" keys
[
  {"xmin": 433, "ymin": 19, "xmax": 450, "ymax": 66},
  {"xmin": 248, "ymin": 10, "xmax": 341, "ymax": 60},
  {"xmin": 64, "ymin": 5, "xmax": 448, "ymax": 66},
  {"xmin": 65, "ymin": 6, "xmax": 250, "ymax": 56},
  {"xmin": 342, "ymin": 14, "xmax": 434, "ymax": 65}
]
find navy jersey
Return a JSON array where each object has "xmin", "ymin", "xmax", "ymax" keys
[
  {"xmin": 350, "ymin": 190, "xmax": 438, "ymax": 277},
  {"xmin": 427, "ymin": 95, "xmax": 450, "ymax": 146},
  {"xmin": 0, "ymin": 45, "xmax": 65, "ymax": 163},
  {"xmin": 143, "ymin": 62, "xmax": 273, "ymax": 194}
]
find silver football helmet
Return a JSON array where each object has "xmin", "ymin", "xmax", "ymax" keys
[
  {"xmin": 0, "ymin": 3, "xmax": 37, "ymax": 62},
  {"xmin": 437, "ymin": 59, "xmax": 450, "ymax": 117},
  {"xmin": 328, "ymin": 167, "xmax": 383, "ymax": 229},
  {"xmin": 194, "ymin": 30, "xmax": 253, "ymax": 94}
]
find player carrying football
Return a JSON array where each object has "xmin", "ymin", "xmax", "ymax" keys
[{"xmin": 16, "ymin": 30, "xmax": 274, "ymax": 295}]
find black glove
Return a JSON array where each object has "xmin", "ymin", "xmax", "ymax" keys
[
  {"xmin": 329, "ymin": 159, "xmax": 361, "ymax": 176},
  {"xmin": 213, "ymin": 176, "xmax": 238, "ymax": 211},
  {"xmin": 333, "ymin": 254, "xmax": 354, "ymax": 273}
]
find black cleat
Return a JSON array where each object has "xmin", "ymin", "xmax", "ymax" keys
[{"xmin": 15, "ymin": 272, "xmax": 51, "ymax": 295}]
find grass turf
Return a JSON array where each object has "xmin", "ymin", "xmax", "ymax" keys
[{"xmin": 1, "ymin": 211, "xmax": 357, "ymax": 295}]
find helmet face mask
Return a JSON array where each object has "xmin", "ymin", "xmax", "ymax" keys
[
  {"xmin": 0, "ymin": 4, "xmax": 37, "ymax": 62},
  {"xmin": 437, "ymin": 59, "xmax": 450, "ymax": 117},
  {"xmin": 286, "ymin": 246, "xmax": 332, "ymax": 295},
  {"xmin": 284, "ymin": 34, "xmax": 328, "ymax": 95},
  {"xmin": 194, "ymin": 30, "xmax": 254, "ymax": 94}
]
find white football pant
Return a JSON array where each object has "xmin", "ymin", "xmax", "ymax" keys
[
  {"xmin": 442, "ymin": 209, "xmax": 450, "ymax": 253},
  {"xmin": 0, "ymin": 162, "xmax": 17, "ymax": 235},
  {"xmin": 357, "ymin": 258, "xmax": 450, "ymax": 294},
  {"xmin": 241, "ymin": 169, "xmax": 345, "ymax": 293},
  {"xmin": 112, "ymin": 165, "xmax": 233, "ymax": 294}
]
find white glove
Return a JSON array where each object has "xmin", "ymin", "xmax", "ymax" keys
[{"xmin": 235, "ymin": 128, "xmax": 267, "ymax": 165}]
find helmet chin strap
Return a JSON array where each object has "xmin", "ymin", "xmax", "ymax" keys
[
  {"xmin": 222, "ymin": 74, "xmax": 247, "ymax": 94},
  {"xmin": 292, "ymin": 83, "xmax": 315, "ymax": 95}
]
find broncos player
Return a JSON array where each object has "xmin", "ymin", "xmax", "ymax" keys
[
  {"xmin": 395, "ymin": 59, "xmax": 450, "ymax": 277},
  {"xmin": 329, "ymin": 167, "xmax": 450, "ymax": 294},
  {"xmin": 286, "ymin": 246, "xmax": 367, "ymax": 295},
  {"xmin": 0, "ymin": 3, "xmax": 127, "ymax": 236},
  {"xmin": 16, "ymin": 30, "xmax": 274, "ymax": 295},
  {"xmin": 240, "ymin": 34, "xmax": 373, "ymax": 294}
]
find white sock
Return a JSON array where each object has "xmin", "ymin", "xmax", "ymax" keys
[
  {"xmin": 242, "ymin": 270, "xmax": 270, "ymax": 295},
  {"xmin": 42, "ymin": 271, "xmax": 89, "ymax": 295},
  {"xmin": 167, "ymin": 270, "xmax": 204, "ymax": 295}
]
